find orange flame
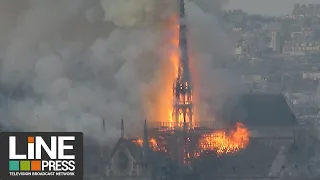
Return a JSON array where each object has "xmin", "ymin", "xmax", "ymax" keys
[
  {"xmin": 149, "ymin": 138, "xmax": 159, "ymax": 151},
  {"xmin": 132, "ymin": 123, "xmax": 249, "ymax": 157},
  {"xmin": 133, "ymin": 139, "xmax": 143, "ymax": 147},
  {"xmin": 133, "ymin": 138, "xmax": 160, "ymax": 152},
  {"xmin": 154, "ymin": 14, "xmax": 198, "ymax": 129},
  {"xmin": 153, "ymin": 16, "xmax": 179, "ymax": 128},
  {"xmin": 199, "ymin": 122, "xmax": 250, "ymax": 155}
]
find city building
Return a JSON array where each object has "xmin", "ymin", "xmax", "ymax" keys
[
  {"xmin": 282, "ymin": 40, "xmax": 320, "ymax": 56},
  {"xmin": 270, "ymin": 31, "xmax": 284, "ymax": 53},
  {"xmin": 292, "ymin": 4, "xmax": 320, "ymax": 18}
]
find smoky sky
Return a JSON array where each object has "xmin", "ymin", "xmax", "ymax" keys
[
  {"xmin": 227, "ymin": 0, "xmax": 320, "ymax": 15},
  {"xmin": 0, "ymin": 0, "xmax": 243, "ymax": 143}
]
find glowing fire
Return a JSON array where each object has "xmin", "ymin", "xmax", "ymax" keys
[
  {"xmin": 199, "ymin": 122, "xmax": 250, "ymax": 155},
  {"xmin": 142, "ymin": 9, "xmax": 250, "ymax": 159},
  {"xmin": 133, "ymin": 139, "xmax": 143, "ymax": 147},
  {"xmin": 133, "ymin": 138, "xmax": 160, "ymax": 152},
  {"xmin": 168, "ymin": 25, "xmax": 180, "ymax": 128},
  {"xmin": 155, "ymin": 13, "xmax": 198, "ymax": 129},
  {"xmin": 133, "ymin": 123, "xmax": 249, "ymax": 156},
  {"xmin": 153, "ymin": 15, "xmax": 183, "ymax": 128}
]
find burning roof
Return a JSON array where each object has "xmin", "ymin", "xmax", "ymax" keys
[{"xmin": 199, "ymin": 122, "xmax": 250, "ymax": 155}]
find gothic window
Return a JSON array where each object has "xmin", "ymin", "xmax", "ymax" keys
[
  {"xmin": 116, "ymin": 151, "xmax": 129, "ymax": 171},
  {"xmin": 109, "ymin": 170, "xmax": 114, "ymax": 176},
  {"xmin": 132, "ymin": 170, "xmax": 137, "ymax": 176}
]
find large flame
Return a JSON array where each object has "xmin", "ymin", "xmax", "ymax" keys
[
  {"xmin": 143, "ymin": 8, "xmax": 250, "ymax": 158},
  {"xmin": 155, "ymin": 11, "xmax": 200, "ymax": 129},
  {"xmin": 199, "ymin": 122, "xmax": 250, "ymax": 155},
  {"xmin": 132, "ymin": 123, "xmax": 249, "ymax": 157},
  {"xmin": 153, "ymin": 15, "xmax": 180, "ymax": 128}
]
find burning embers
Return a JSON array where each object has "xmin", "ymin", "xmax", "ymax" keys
[
  {"xmin": 132, "ymin": 122, "xmax": 250, "ymax": 157},
  {"xmin": 199, "ymin": 122, "xmax": 250, "ymax": 155},
  {"xmin": 132, "ymin": 137, "xmax": 165, "ymax": 152}
]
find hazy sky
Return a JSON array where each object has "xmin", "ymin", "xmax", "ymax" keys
[{"xmin": 226, "ymin": 0, "xmax": 320, "ymax": 15}]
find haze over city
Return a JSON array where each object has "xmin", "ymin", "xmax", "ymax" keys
[{"xmin": 227, "ymin": 0, "xmax": 320, "ymax": 15}]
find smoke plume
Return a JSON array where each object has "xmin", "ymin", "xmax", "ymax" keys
[{"xmin": 0, "ymin": 0, "xmax": 239, "ymax": 142}]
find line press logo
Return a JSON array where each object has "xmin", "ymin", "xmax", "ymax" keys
[{"xmin": 0, "ymin": 132, "xmax": 83, "ymax": 180}]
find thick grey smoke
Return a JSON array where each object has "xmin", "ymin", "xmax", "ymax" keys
[
  {"xmin": 187, "ymin": 1, "xmax": 243, "ymax": 123},
  {"xmin": 0, "ymin": 0, "xmax": 238, "ymax": 142}
]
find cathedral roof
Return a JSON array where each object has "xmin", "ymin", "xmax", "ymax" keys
[
  {"xmin": 194, "ymin": 140, "xmax": 279, "ymax": 178},
  {"xmin": 221, "ymin": 93, "xmax": 298, "ymax": 126},
  {"xmin": 107, "ymin": 137, "xmax": 176, "ymax": 169},
  {"xmin": 107, "ymin": 137, "xmax": 143, "ymax": 164}
]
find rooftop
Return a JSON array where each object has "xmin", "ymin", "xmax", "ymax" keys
[
  {"xmin": 220, "ymin": 93, "xmax": 298, "ymax": 126},
  {"xmin": 194, "ymin": 140, "xmax": 279, "ymax": 177}
]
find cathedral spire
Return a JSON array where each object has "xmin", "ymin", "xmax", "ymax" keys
[
  {"xmin": 121, "ymin": 119, "xmax": 124, "ymax": 138},
  {"xmin": 173, "ymin": 0, "xmax": 194, "ymax": 130},
  {"xmin": 143, "ymin": 119, "xmax": 149, "ymax": 162},
  {"xmin": 102, "ymin": 118, "xmax": 105, "ymax": 133},
  {"xmin": 173, "ymin": 0, "xmax": 193, "ymax": 165}
]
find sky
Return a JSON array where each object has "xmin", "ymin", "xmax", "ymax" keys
[{"xmin": 226, "ymin": 0, "xmax": 320, "ymax": 16}]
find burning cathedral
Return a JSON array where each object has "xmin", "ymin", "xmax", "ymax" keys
[
  {"xmin": 104, "ymin": 0, "xmax": 251, "ymax": 180},
  {"xmin": 103, "ymin": 0, "xmax": 301, "ymax": 180}
]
